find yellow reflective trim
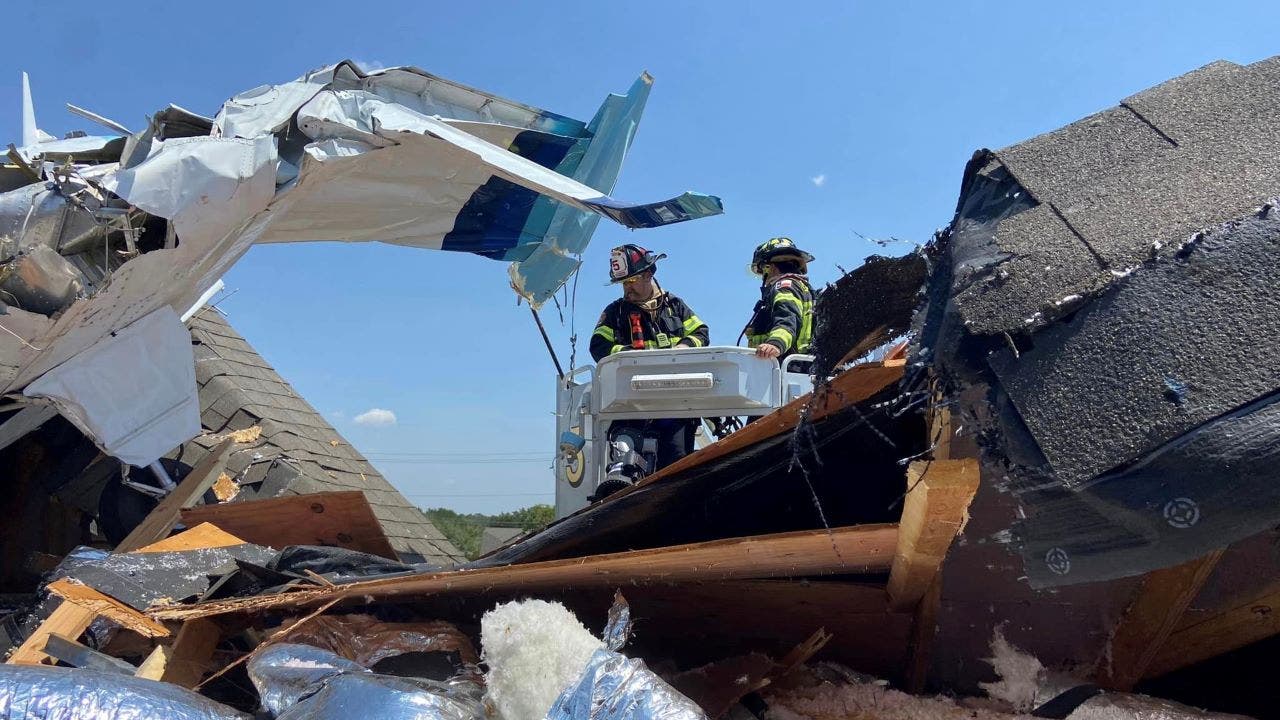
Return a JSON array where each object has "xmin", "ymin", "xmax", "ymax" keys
[
  {"xmin": 686, "ymin": 335, "xmax": 704, "ymax": 348},
  {"xmin": 682, "ymin": 315, "xmax": 705, "ymax": 334},
  {"xmin": 774, "ymin": 292, "xmax": 804, "ymax": 311},
  {"xmin": 593, "ymin": 326, "xmax": 616, "ymax": 342},
  {"xmin": 767, "ymin": 328, "xmax": 794, "ymax": 347}
]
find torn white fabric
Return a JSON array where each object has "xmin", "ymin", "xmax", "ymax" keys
[{"xmin": 23, "ymin": 306, "xmax": 200, "ymax": 466}]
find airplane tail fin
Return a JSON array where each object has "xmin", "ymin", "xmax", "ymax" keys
[
  {"xmin": 21, "ymin": 71, "xmax": 37, "ymax": 146},
  {"xmin": 20, "ymin": 72, "xmax": 55, "ymax": 146}
]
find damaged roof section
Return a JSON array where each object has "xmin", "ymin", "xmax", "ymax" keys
[
  {"xmin": 943, "ymin": 56, "xmax": 1280, "ymax": 335},
  {"xmin": 918, "ymin": 55, "xmax": 1280, "ymax": 586},
  {"xmin": 176, "ymin": 309, "xmax": 462, "ymax": 565}
]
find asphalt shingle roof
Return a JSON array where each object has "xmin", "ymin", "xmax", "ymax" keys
[
  {"xmin": 947, "ymin": 55, "xmax": 1280, "ymax": 334},
  {"xmin": 178, "ymin": 309, "xmax": 463, "ymax": 566}
]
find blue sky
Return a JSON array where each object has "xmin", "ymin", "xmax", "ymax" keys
[{"xmin": 2, "ymin": 2, "xmax": 1275, "ymax": 513}]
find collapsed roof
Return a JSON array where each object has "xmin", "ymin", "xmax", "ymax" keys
[
  {"xmin": 915, "ymin": 55, "xmax": 1280, "ymax": 587},
  {"xmin": 3, "ymin": 55, "xmax": 1280, "ymax": 719}
]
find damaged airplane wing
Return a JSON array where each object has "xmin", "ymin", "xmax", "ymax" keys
[{"xmin": 0, "ymin": 61, "xmax": 721, "ymax": 467}]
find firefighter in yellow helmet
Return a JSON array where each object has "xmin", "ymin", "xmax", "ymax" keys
[{"xmin": 743, "ymin": 237, "xmax": 815, "ymax": 361}]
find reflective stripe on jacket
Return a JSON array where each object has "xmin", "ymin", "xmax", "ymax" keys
[
  {"xmin": 590, "ymin": 293, "xmax": 709, "ymax": 362},
  {"xmin": 745, "ymin": 274, "xmax": 814, "ymax": 356}
]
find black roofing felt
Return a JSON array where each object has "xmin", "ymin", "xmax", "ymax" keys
[
  {"xmin": 176, "ymin": 310, "xmax": 463, "ymax": 566},
  {"xmin": 945, "ymin": 56, "xmax": 1280, "ymax": 335}
]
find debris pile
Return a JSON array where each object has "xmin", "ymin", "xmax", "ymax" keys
[{"xmin": 2, "ymin": 53, "xmax": 1277, "ymax": 720}]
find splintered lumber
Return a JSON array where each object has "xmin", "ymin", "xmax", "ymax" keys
[
  {"xmin": 134, "ymin": 645, "xmax": 173, "ymax": 681},
  {"xmin": 180, "ymin": 490, "xmax": 398, "ymax": 559},
  {"xmin": 1146, "ymin": 572, "xmax": 1280, "ymax": 679},
  {"xmin": 45, "ymin": 578, "xmax": 169, "ymax": 638},
  {"xmin": 134, "ymin": 522, "xmax": 246, "ymax": 553},
  {"xmin": 6, "ymin": 439, "xmax": 233, "ymax": 665},
  {"xmin": 42, "ymin": 633, "xmax": 137, "ymax": 675},
  {"xmin": 155, "ymin": 619, "xmax": 222, "ymax": 688},
  {"xmin": 118, "ymin": 438, "xmax": 235, "ymax": 552},
  {"xmin": 151, "ymin": 524, "xmax": 899, "ymax": 621},
  {"xmin": 1095, "ymin": 549, "xmax": 1225, "ymax": 689},
  {"xmin": 886, "ymin": 459, "xmax": 980, "ymax": 611}
]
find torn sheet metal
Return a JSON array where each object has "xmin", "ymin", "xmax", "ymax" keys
[
  {"xmin": 0, "ymin": 664, "xmax": 248, "ymax": 720},
  {"xmin": 0, "ymin": 181, "xmax": 104, "ymax": 262},
  {"xmin": 0, "ymin": 245, "xmax": 83, "ymax": 315},
  {"xmin": 101, "ymin": 135, "xmax": 278, "ymax": 251},
  {"xmin": 23, "ymin": 305, "xmax": 199, "ymax": 466},
  {"xmin": 0, "ymin": 58, "xmax": 718, "ymax": 463}
]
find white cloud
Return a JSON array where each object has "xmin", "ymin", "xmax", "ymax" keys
[
  {"xmin": 811, "ymin": 173, "xmax": 827, "ymax": 187},
  {"xmin": 351, "ymin": 58, "xmax": 386, "ymax": 71},
  {"xmin": 354, "ymin": 408, "xmax": 397, "ymax": 426}
]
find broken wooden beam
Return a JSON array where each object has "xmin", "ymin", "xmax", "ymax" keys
[
  {"xmin": 44, "ymin": 578, "xmax": 169, "ymax": 638},
  {"xmin": 1146, "ymin": 572, "xmax": 1280, "ymax": 679},
  {"xmin": 1094, "ymin": 549, "xmax": 1224, "ymax": 689},
  {"xmin": 117, "ymin": 438, "xmax": 235, "ymax": 553},
  {"xmin": 155, "ymin": 618, "xmax": 223, "ymax": 688},
  {"xmin": 6, "ymin": 439, "xmax": 234, "ymax": 665},
  {"xmin": 180, "ymin": 490, "xmax": 397, "ymax": 559},
  {"xmin": 904, "ymin": 574, "xmax": 943, "ymax": 693},
  {"xmin": 134, "ymin": 645, "xmax": 173, "ymax": 681},
  {"xmin": 886, "ymin": 459, "xmax": 980, "ymax": 611},
  {"xmin": 151, "ymin": 524, "xmax": 899, "ymax": 621}
]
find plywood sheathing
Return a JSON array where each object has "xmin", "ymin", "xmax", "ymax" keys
[{"xmin": 180, "ymin": 490, "xmax": 398, "ymax": 559}]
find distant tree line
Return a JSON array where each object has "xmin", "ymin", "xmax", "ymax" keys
[{"xmin": 421, "ymin": 504, "xmax": 555, "ymax": 559}]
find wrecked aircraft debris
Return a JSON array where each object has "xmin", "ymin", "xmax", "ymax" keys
[
  {"xmin": 3, "ymin": 53, "xmax": 1280, "ymax": 720},
  {"xmin": 0, "ymin": 59, "xmax": 722, "ymax": 473}
]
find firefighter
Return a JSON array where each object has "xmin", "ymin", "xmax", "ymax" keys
[
  {"xmin": 590, "ymin": 244, "xmax": 709, "ymax": 473},
  {"xmin": 743, "ymin": 237, "xmax": 816, "ymax": 361},
  {"xmin": 590, "ymin": 244, "xmax": 709, "ymax": 359}
]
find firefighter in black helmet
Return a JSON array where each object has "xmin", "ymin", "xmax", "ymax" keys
[
  {"xmin": 743, "ymin": 237, "xmax": 816, "ymax": 361},
  {"xmin": 590, "ymin": 244, "xmax": 709, "ymax": 359},
  {"xmin": 590, "ymin": 244, "xmax": 709, "ymax": 475}
]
